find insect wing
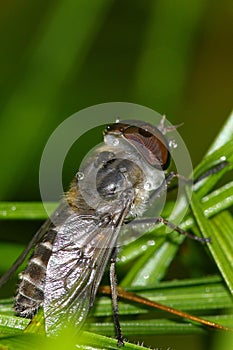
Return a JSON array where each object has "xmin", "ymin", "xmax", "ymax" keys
[{"xmin": 43, "ymin": 208, "xmax": 128, "ymax": 335}]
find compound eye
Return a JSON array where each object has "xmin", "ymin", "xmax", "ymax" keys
[
  {"xmin": 104, "ymin": 121, "xmax": 170, "ymax": 170},
  {"xmin": 123, "ymin": 125, "xmax": 170, "ymax": 170},
  {"xmin": 138, "ymin": 128, "xmax": 151, "ymax": 138}
]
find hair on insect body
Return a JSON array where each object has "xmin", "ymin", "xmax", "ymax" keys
[{"xmin": 0, "ymin": 117, "xmax": 224, "ymax": 346}]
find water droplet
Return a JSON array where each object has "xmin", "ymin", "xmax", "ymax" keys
[
  {"xmin": 220, "ymin": 156, "xmax": 226, "ymax": 161},
  {"xmin": 1, "ymin": 211, "xmax": 7, "ymax": 216},
  {"xmin": 144, "ymin": 182, "xmax": 151, "ymax": 190},
  {"xmin": 120, "ymin": 166, "xmax": 127, "ymax": 173},
  {"xmin": 141, "ymin": 244, "xmax": 147, "ymax": 251},
  {"xmin": 143, "ymin": 274, "xmax": 149, "ymax": 280},
  {"xmin": 11, "ymin": 206, "xmax": 16, "ymax": 211},
  {"xmin": 113, "ymin": 138, "xmax": 119, "ymax": 146},
  {"xmin": 169, "ymin": 139, "xmax": 178, "ymax": 149},
  {"xmin": 76, "ymin": 172, "xmax": 84, "ymax": 181},
  {"xmin": 147, "ymin": 240, "xmax": 155, "ymax": 246}
]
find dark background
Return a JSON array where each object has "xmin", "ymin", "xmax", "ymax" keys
[{"xmin": 0, "ymin": 1, "xmax": 232, "ymax": 349}]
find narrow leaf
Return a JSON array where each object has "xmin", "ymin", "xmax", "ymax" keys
[{"xmin": 190, "ymin": 193, "xmax": 233, "ymax": 296}]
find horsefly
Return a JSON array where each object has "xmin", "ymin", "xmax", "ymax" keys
[{"xmin": 0, "ymin": 118, "xmax": 211, "ymax": 346}]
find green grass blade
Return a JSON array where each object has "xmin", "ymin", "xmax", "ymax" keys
[
  {"xmin": 78, "ymin": 331, "xmax": 151, "ymax": 349},
  {"xmin": 206, "ymin": 110, "xmax": 233, "ymax": 154},
  {"xmin": 0, "ymin": 318, "xmax": 150, "ymax": 349},
  {"xmin": 0, "ymin": 202, "xmax": 56, "ymax": 220},
  {"xmin": 202, "ymin": 181, "xmax": 233, "ymax": 217},
  {"xmin": 120, "ymin": 237, "xmax": 181, "ymax": 287},
  {"xmin": 211, "ymin": 211, "xmax": 233, "ymax": 254},
  {"xmin": 1, "ymin": 276, "xmax": 232, "ymax": 320},
  {"xmin": 0, "ymin": 328, "xmax": 151, "ymax": 350},
  {"xmin": 88, "ymin": 315, "xmax": 233, "ymax": 336},
  {"xmin": 193, "ymin": 139, "xmax": 233, "ymax": 180},
  {"xmin": 190, "ymin": 193, "xmax": 233, "ymax": 296},
  {"xmin": 194, "ymin": 110, "xmax": 233, "ymax": 197},
  {"xmin": 95, "ymin": 278, "xmax": 233, "ymax": 316}
]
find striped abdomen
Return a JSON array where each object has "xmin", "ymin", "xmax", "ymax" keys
[{"xmin": 15, "ymin": 229, "xmax": 56, "ymax": 318}]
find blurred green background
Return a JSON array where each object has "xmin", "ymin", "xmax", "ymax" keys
[
  {"xmin": 0, "ymin": 0, "xmax": 232, "ymax": 349},
  {"xmin": 0, "ymin": 0, "xmax": 232, "ymax": 202}
]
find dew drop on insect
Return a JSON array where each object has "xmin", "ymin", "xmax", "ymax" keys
[
  {"xmin": 113, "ymin": 138, "xmax": 119, "ymax": 146},
  {"xmin": 144, "ymin": 181, "xmax": 152, "ymax": 190},
  {"xmin": 1, "ymin": 210, "xmax": 7, "ymax": 217},
  {"xmin": 11, "ymin": 206, "xmax": 16, "ymax": 211},
  {"xmin": 141, "ymin": 244, "xmax": 147, "ymax": 251},
  {"xmin": 76, "ymin": 171, "xmax": 84, "ymax": 181},
  {"xmin": 120, "ymin": 166, "xmax": 127, "ymax": 173},
  {"xmin": 147, "ymin": 240, "xmax": 155, "ymax": 246},
  {"xmin": 169, "ymin": 139, "xmax": 178, "ymax": 149},
  {"xmin": 220, "ymin": 156, "xmax": 226, "ymax": 161},
  {"xmin": 143, "ymin": 274, "xmax": 149, "ymax": 280}
]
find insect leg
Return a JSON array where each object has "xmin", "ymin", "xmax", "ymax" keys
[
  {"xmin": 148, "ymin": 171, "xmax": 181, "ymax": 204},
  {"xmin": 149, "ymin": 160, "xmax": 228, "ymax": 204},
  {"xmin": 156, "ymin": 216, "xmax": 211, "ymax": 243},
  {"xmin": 110, "ymin": 247, "xmax": 124, "ymax": 346},
  {"xmin": 193, "ymin": 161, "xmax": 229, "ymax": 184},
  {"xmin": 126, "ymin": 215, "xmax": 210, "ymax": 243},
  {"xmin": 166, "ymin": 161, "xmax": 229, "ymax": 193}
]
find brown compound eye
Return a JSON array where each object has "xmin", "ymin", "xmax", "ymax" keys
[
  {"xmin": 105, "ymin": 121, "xmax": 170, "ymax": 170},
  {"xmin": 123, "ymin": 125, "xmax": 170, "ymax": 170}
]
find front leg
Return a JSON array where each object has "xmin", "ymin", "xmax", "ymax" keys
[{"xmin": 110, "ymin": 247, "xmax": 124, "ymax": 346}]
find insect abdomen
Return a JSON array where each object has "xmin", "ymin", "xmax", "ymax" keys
[{"xmin": 15, "ymin": 229, "xmax": 56, "ymax": 318}]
